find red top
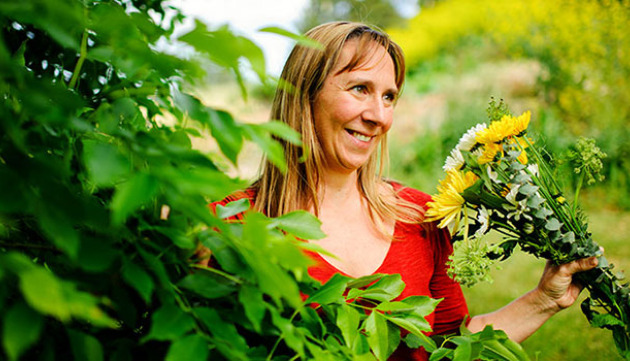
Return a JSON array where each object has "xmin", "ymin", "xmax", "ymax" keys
[{"xmin": 211, "ymin": 184, "xmax": 469, "ymax": 361}]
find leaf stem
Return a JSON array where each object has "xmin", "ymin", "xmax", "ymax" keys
[
  {"xmin": 190, "ymin": 264, "xmax": 243, "ymax": 284},
  {"xmin": 69, "ymin": 30, "xmax": 89, "ymax": 89},
  {"xmin": 267, "ymin": 308, "xmax": 302, "ymax": 361}
]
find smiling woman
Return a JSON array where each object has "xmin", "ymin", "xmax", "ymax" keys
[
  {"xmin": 202, "ymin": 21, "xmax": 601, "ymax": 361},
  {"xmin": 312, "ymin": 40, "xmax": 397, "ymax": 174}
]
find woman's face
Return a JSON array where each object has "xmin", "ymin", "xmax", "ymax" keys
[{"xmin": 312, "ymin": 40, "xmax": 397, "ymax": 174}]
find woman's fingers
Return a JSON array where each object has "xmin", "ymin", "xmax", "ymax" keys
[{"xmin": 561, "ymin": 256, "xmax": 598, "ymax": 276}]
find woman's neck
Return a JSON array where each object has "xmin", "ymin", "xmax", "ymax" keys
[{"xmin": 318, "ymin": 169, "xmax": 361, "ymax": 207}]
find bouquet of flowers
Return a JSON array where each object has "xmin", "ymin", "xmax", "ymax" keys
[{"xmin": 425, "ymin": 99, "xmax": 630, "ymax": 359}]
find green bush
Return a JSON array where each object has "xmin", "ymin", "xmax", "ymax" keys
[{"xmin": 4, "ymin": 1, "xmax": 521, "ymax": 360}]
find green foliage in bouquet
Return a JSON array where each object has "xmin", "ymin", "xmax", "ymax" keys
[{"xmin": 426, "ymin": 99, "xmax": 630, "ymax": 359}]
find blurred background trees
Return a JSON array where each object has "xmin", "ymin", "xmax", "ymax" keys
[{"xmin": 296, "ymin": 0, "xmax": 417, "ymax": 31}]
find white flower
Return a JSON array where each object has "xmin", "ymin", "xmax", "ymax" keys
[
  {"xmin": 443, "ymin": 148, "xmax": 465, "ymax": 171},
  {"xmin": 475, "ymin": 206, "xmax": 490, "ymax": 237},
  {"xmin": 505, "ymin": 184, "xmax": 520, "ymax": 204},
  {"xmin": 503, "ymin": 186, "xmax": 533, "ymax": 222},
  {"xmin": 487, "ymin": 166, "xmax": 499, "ymax": 183},
  {"xmin": 527, "ymin": 163, "xmax": 539, "ymax": 177},
  {"xmin": 457, "ymin": 123, "xmax": 487, "ymax": 151},
  {"xmin": 472, "ymin": 147, "xmax": 484, "ymax": 160}
]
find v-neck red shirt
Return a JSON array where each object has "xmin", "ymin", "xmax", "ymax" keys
[{"xmin": 211, "ymin": 184, "xmax": 469, "ymax": 360}]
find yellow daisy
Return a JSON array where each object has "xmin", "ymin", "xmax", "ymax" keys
[
  {"xmin": 426, "ymin": 170, "xmax": 479, "ymax": 230},
  {"xmin": 511, "ymin": 111, "xmax": 531, "ymax": 136},
  {"xmin": 476, "ymin": 115, "xmax": 513, "ymax": 144},
  {"xmin": 478, "ymin": 143, "xmax": 502, "ymax": 165},
  {"xmin": 513, "ymin": 137, "xmax": 529, "ymax": 164}
]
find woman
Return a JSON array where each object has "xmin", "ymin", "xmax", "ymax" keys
[{"xmin": 209, "ymin": 21, "xmax": 598, "ymax": 360}]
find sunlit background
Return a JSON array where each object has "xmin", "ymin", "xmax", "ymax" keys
[{"xmin": 171, "ymin": 2, "xmax": 630, "ymax": 359}]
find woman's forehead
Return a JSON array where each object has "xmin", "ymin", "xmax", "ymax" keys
[{"xmin": 333, "ymin": 39, "xmax": 391, "ymax": 75}]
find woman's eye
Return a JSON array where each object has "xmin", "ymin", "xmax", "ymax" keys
[
  {"xmin": 351, "ymin": 85, "xmax": 366, "ymax": 93},
  {"xmin": 384, "ymin": 93, "xmax": 396, "ymax": 103}
]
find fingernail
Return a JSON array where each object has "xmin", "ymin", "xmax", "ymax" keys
[{"xmin": 590, "ymin": 257, "xmax": 598, "ymax": 267}]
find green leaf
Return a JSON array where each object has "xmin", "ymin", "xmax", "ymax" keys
[
  {"xmin": 347, "ymin": 274, "xmax": 383, "ymax": 289},
  {"xmin": 153, "ymin": 226, "xmax": 195, "ymax": 249},
  {"xmin": 195, "ymin": 307, "xmax": 249, "ymax": 361},
  {"xmin": 242, "ymin": 123, "xmax": 287, "ymax": 173},
  {"xmin": 403, "ymin": 333, "xmax": 437, "ymax": 353},
  {"xmin": 258, "ymin": 26, "xmax": 324, "ymax": 49},
  {"xmin": 67, "ymin": 330, "xmax": 104, "ymax": 361},
  {"xmin": 37, "ymin": 211, "xmax": 80, "ymax": 259},
  {"xmin": 357, "ymin": 274, "xmax": 405, "ymax": 302},
  {"xmin": 268, "ymin": 306, "xmax": 306, "ymax": 357},
  {"xmin": 518, "ymin": 184, "xmax": 539, "ymax": 196},
  {"xmin": 173, "ymin": 90, "xmax": 243, "ymax": 163},
  {"xmin": 165, "ymin": 334, "xmax": 209, "ymax": 361},
  {"xmin": 2, "ymin": 303, "xmax": 44, "ymax": 361},
  {"xmin": 275, "ymin": 210, "xmax": 326, "ymax": 240},
  {"xmin": 178, "ymin": 272, "xmax": 236, "ymax": 299},
  {"xmin": 453, "ymin": 339, "xmax": 472, "ymax": 361},
  {"xmin": 121, "ymin": 259, "xmax": 155, "ymax": 303},
  {"xmin": 216, "ymin": 198, "xmax": 251, "ymax": 219},
  {"xmin": 386, "ymin": 314, "xmax": 432, "ymax": 334},
  {"xmin": 238, "ymin": 285, "xmax": 266, "ymax": 333},
  {"xmin": 76, "ymin": 238, "xmax": 117, "ymax": 273},
  {"xmin": 400, "ymin": 296, "xmax": 442, "ymax": 317},
  {"xmin": 364, "ymin": 312, "xmax": 398, "ymax": 361},
  {"xmin": 258, "ymin": 121, "xmax": 302, "ymax": 145},
  {"xmin": 429, "ymin": 347, "xmax": 453, "ymax": 361},
  {"xmin": 207, "ymin": 108, "xmax": 244, "ymax": 164},
  {"xmin": 159, "ymin": 167, "xmax": 245, "ymax": 200},
  {"xmin": 307, "ymin": 273, "xmax": 350, "ymax": 305},
  {"xmin": 111, "ymin": 172, "xmax": 158, "ymax": 225},
  {"xmin": 82, "ymin": 139, "xmax": 131, "ymax": 186},
  {"xmin": 19, "ymin": 268, "xmax": 71, "ymax": 321},
  {"xmin": 590, "ymin": 313, "xmax": 625, "ymax": 328},
  {"xmin": 335, "ymin": 304, "xmax": 361, "ymax": 349},
  {"xmin": 143, "ymin": 304, "xmax": 195, "ymax": 342},
  {"xmin": 544, "ymin": 218, "xmax": 563, "ymax": 231},
  {"xmin": 179, "ymin": 21, "xmax": 266, "ymax": 97}
]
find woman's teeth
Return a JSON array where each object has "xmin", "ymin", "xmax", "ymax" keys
[{"xmin": 351, "ymin": 131, "xmax": 371, "ymax": 142}]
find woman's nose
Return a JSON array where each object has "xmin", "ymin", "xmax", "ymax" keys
[{"xmin": 362, "ymin": 97, "xmax": 391, "ymax": 127}]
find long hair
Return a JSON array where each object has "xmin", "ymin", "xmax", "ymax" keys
[{"xmin": 253, "ymin": 21, "xmax": 424, "ymax": 229}]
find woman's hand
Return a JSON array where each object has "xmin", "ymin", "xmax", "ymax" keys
[
  {"xmin": 468, "ymin": 254, "xmax": 600, "ymax": 342},
  {"xmin": 535, "ymin": 256, "xmax": 599, "ymax": 312}
]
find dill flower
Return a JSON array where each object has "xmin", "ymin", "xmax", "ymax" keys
[{"xmin": 447, "ymin": 237, "xmax": 498, "ymax": 288}]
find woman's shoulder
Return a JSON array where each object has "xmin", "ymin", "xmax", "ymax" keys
[{"xmin": 387, "ymin": 180, "xmax": 433, "ymax": 207}]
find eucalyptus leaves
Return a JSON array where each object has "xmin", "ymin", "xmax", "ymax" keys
[{"xmin": 426, "ymin": 99, "xmax": 630, "ymax": 359}]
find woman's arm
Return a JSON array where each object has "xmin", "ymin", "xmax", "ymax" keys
[{"xmin": 466, "ymin": 256, "xmax": 599, "ymax": 342}]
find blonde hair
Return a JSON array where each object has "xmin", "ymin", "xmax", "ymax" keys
[{"xmin": 254, "ymin": 21, "xmax": 424, "ymax": 229}]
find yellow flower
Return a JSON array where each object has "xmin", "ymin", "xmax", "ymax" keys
[
  {"xmin": 511, "ymin": 111, "xmax": 530, "ymax": 136},
  {"xmin": 514, "ymin": 137, "xmax": 529, "ymax": 164},
  {"xmin": 476, "ymin": 116, "xmax": 513, "ymax": 144},
  {"xmin": 426, "ymin": 170, "xmax": 479, "ymax": 230},
  {"xmin": 476, "ymin": 111, "xmax": 531, "ymax": 145},
  {"xmin": 478, "ymin": 143, "xmax": 502, "ymax": 164}
]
